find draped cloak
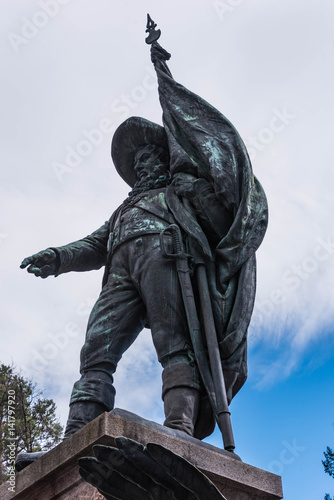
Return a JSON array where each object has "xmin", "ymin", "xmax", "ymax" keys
[{"xmin": 152, "ymin": 48, "xmax": 268, "ymax": 407}]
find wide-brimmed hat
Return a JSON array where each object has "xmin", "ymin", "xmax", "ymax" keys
[{"xmin": 111, "ymin": 116, "xmax": 169, "ymax": 187}]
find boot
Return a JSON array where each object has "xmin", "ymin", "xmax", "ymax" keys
[
  {"xmin": 163, "ymin": 387, "xmax": 200, "ymax": 436},
  {"xmin": 64, "ymin": 401, "xmax": 108, "ymax": 439},
  {"xmin": 15, "ymin": 401, "xmax": 107, "ymax": 472},
  {"xmin": 15, "ymin": 451, "xmax": 46, "ymax": 472}
]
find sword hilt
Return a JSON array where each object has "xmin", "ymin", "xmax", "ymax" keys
[{"xmin": 160, "ymin": 225, "xmax": 187, "ymax": 258}]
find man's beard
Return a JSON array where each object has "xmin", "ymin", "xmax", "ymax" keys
[{"xmin": 127, "ymin": 163, "xmax": 171, "ymax": 199}]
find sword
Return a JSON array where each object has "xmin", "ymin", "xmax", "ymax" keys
[
  {"xmin": 160, "ymin": 225, "xmax": 235, "ymax": 451},
  {"xmin": 195, "ymin": 263, "xmax": 235, "ymax": 451}
]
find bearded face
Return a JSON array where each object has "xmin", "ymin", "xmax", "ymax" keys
[{"xmin": 130, "ymin": 144, "xmax": 170, "ymax": 195}]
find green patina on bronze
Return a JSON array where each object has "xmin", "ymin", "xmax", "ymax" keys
[{"xmin": 20, "ymin": 17, "xmax": 268, "ymax": 459}]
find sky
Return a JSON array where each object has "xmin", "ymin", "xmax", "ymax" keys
[{"xmin": 1, "ymin": 0, "xmax": 334, "ymax": 498}]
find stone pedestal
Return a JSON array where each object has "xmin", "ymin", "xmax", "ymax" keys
[{"xmin": 0, "ymin": 408, "xmax": 283, "ymax": 500}]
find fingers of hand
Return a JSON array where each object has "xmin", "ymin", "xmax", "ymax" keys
[
  {"xmin": 26, "ymin": 265, "xmax": 43, "ymax": 276},
  {"xmin": 21, "ymin": 249, "xmax": 56, "ymax": 275},
  {"xmin": 26, "ymin": 264, "xmax": 53, "ymax": 278},
  {"xmin": 42, "ymin": 249, "xmax": 56, "ymax": 262},
  {"xmin": 20, "ymin": 256, "xmax": 35, "ymax": 269}
]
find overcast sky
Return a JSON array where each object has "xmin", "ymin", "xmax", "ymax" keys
[{"xmin": 1, "ymin": 1, "xmax": 334, "ymax": 498}]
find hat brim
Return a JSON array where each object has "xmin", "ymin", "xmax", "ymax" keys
[{"xmin": 111, "ymin": 116, "xmax": 168, "ymax": 187}]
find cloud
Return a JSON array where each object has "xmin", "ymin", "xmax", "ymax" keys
[{"xmin": 1, "ymin": 0, "xmax": 334, "ymax": 424}]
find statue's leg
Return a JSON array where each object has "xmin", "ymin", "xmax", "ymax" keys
[
  {"xmin": 163, "ymin": 386, "xmax": 200, "ymax": 436},
  {"xmin": 64, "ymin": 401, "xmax": 109, "ymax": 438},
  {"xmin": 134, "ymin": 234, "xmax": 202, "ymax": 436},
  {"xmin": 64, "ymin": 242, "xmax": 147, "ymax": 438}
]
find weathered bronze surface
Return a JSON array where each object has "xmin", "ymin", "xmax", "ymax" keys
[
  {"xmin": 20, "ymin": 15, "xmax": 268, "ymax": 458},
  {"xmin": 79, "ymin": 437, "xmax": 226, "ymax": 500}
]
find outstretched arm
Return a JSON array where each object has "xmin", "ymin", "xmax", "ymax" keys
[{"xmin": 20, "ymin": 221, "xmax": 110, "ymax": 278}]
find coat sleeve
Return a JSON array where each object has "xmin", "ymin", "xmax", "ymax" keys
[{"xmin": 51, "ymin": 221, "xmax": 110, "ymax": 276}]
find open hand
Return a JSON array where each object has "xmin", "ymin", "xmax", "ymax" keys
[{"xmin": 20, "ymin": 249, "xmax": 58, "ymax": 278}]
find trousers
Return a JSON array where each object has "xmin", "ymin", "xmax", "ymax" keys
[{"xmin": 69, "ymin": 233, "xmax": 201, "ymax": 410}]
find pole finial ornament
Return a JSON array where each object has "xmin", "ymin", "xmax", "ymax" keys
[{"xmin": 145, "ymin": 14, "xmax": 161, "ymax": 44}]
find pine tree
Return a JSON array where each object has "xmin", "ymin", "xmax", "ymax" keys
[
  {"xmin": 0, "ymin": 363, "xmax": 63, "ymax": 484},
  {"xmin": 323, "ymin": 447, "xmax": 334, "ymax": 500}
]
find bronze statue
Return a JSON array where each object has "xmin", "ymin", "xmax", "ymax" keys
[{"xmin": 20, "ymin": 15, "xmax": 268, "ymax": 458}]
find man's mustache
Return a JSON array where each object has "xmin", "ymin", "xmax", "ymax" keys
[{"xmin": 134, "ymin": 163, "xmax": 169, "ymax": 186}]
